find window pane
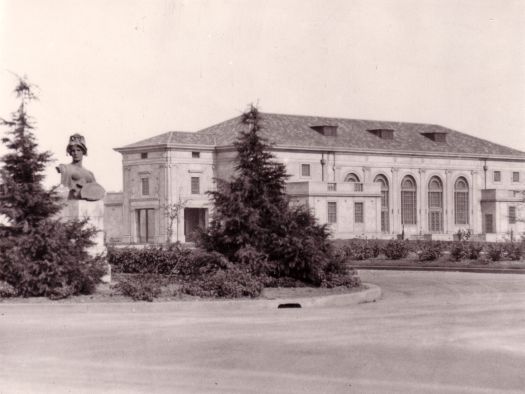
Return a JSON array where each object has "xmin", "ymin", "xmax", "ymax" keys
[
  {"xmin": 509, "ymin": 206, "xmax": 516, "ymax": 224},
  {"xmin": 401, "ymin": 176, "xmax": 417, "ymax": 225},
  {"xmin": 428, "ymin": 191, "xmax": 442, "ymax": 208},
  {"xmin": 327, "ymin": 202, "xmax": 337, "ymax": 223},
  {"xmin": 354, "ymin": 202, "xmax": 363, "ymax": 223},
  {"xmin": 141, "ymin": 178, "xmax": 149, "ymax": 196},
  {"xmin": 454, "ymin": 178, "xmax": 469, "ymax": 225},
  {"xmin": 301, "ymin": 164, "xmax": 310, "ymax": 177},
  {"xmin": 454, "ymin": 191, "xmax": 469, "ymax": 224},
  {"xmin": 401, "ymin": 191, "xmax": 417, "ymax": 224},
  {"xmin": 191, "ymin": 177, "xmax": 200, "ymax": 194}
]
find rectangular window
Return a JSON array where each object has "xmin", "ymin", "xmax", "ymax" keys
[
  {"xmin": 301, "ymin": 164, "xmax": 310, "ymax": 177},
  {"xmin": 354, "ymin": 183, "xmax": 363, "ymax": 192},
  {"xmin": 493, "ymin": 171, "xmax": 501, "ymax": 182},
  {"xmin": 140, "ymin": 152, "xmax": 148, "ymax": 159},
  {"xmin": 509, "ymin": 206, "xmax": 516, "ymax": 224},
  {"xmin": 141, "ymin": 178, "xmax": 149, "ymax": 196},
  {"xmin": 327, "ymin": 183, "xmax": 337, "ymax": 191},
  {"xmin": 513, "ymin": 172, "xmax": 520, "ymax": 182},
  {"xmin": 191, "ymin": 177, "xmax": 200, "ymax": 194},
  {"xmin": 327, "ymin": 202, "xmax": 337, "ymax": 224},
  {"xmin": 192, "ymin": 152, "xmax": 200, "ymax": 158},
  {"xmin": 354, "ymin": 202, "xmax": 364, "ymax": 223}
]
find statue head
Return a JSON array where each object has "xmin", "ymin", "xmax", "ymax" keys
[{"xmin": 66, "ymin": 133, "xmax": 88, "ymax": 156}]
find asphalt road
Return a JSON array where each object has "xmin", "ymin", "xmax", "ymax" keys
[{"xmin": 1, "ymin": 270, "xmax": 525, "ymax": 394}]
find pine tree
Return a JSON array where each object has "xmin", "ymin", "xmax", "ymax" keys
[
  {"xmin": 0, "ymin": 76, "xmax": 105, "ymax": 298},
  {"xmin": 0, "ymin": 77, "xmax": 61, "ymax": 231},
  {"xmin": 201, "ymin": 105, "xmax": 290, "ymax": 257},
  {"xmin": 200, "ymin": 105, "xmax": 354, "ymax": 286}
]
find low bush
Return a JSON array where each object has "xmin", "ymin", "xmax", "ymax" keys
[
  {"xmin": 449, "ymin": 242, "xmax": 483, "ymax": 261},
  {"xmin": 0, "ymin": 281, "xmax": 16, "ymax": 298},
  {"xmin": 180, "ymin": 263, "xmax": 263, "ymax": 298},
  {"xmin": 341, "ymin": 239, "xmax": 381, "ymax": 261},
  {"xmin": 0, "ymin": 219, "xmax": 106, "ymax": 299},
  {"xmin": 502, "ymin": 243, "xmax": 523, "ymax": 261},
  {"xmin": 486, "ymin": 245, "xmax": 504, "ymax": 262},
  {"xmin": 383, "ymin": 240, "xmax": 410, "ymax": 260},
  {"xmin": 108, "ymin": 244, "xmax": 193, "ymax": 275},
  {"xmin": 417, "ymin": 244, "xmax": 442, "ymax": 261},
  {"xmin": 322, "ymin": 268, "xmax": 361, "ymax": 289},
  {"xmin": 112, "ymin": 275, "xmax": 162, "ymax": 302}
]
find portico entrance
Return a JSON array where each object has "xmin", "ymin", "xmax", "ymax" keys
[{"xmin": 184, "ymin": 208, "xmax": 208, "ymax": 242}]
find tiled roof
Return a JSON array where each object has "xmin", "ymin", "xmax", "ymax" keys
[
  {"xmin": 117, "ymin": 112, "xmax": 525, "ymax": 158},
  {"xmin": 117, "ymin": 131, "xmax": 217, "ymax": 149}
]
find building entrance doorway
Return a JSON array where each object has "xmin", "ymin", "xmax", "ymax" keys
[
  {"xmin": 136, "ymin": 208, "xmax": 156, "ymax": 244},
  {"xmin": 484, "ymin": 214, "xmax": 494, "ymax": 234},
  {"xmin": 184, "ymin": 208, "xmax": 208, "ymax": 242}
]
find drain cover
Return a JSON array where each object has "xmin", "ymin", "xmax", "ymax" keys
[{"xmin": 278, "ymin": 303, "xmax": 302, "ymax": 309}]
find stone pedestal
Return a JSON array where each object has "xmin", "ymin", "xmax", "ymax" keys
[{"xmin": 59, "ymin": 199, "xmax": 111, "ymax": 283}]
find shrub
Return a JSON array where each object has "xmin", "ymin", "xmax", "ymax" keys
[
  {"xmin": 342, "ymin": 239, "xmax": 380, "ymax": 260},
  {"xmin": 112, "ymin": 274, "xmax": 162, "ymax": 302},
  {"xmin": 418, "ymin": 244, "xmax": 442, "ymax": 261},
  {"xmin": 179, "ymin": 249, "xmax": 230, "ymax": 279},
  {"xmin": 108, "ymin": 244, "xmax": 193, "ymax": 275},
  {"xmin": 486, "ymin": 245, "xmax": 504, "ymax": 262},
  {"xmin": 449, "ymin": 242, "xmax": 483, "ymax": 261},
  {"xmin": 0, "ymin": 219, "xmax": 106, "ymax": 299},
  {"xmin": 0, "ymin": 281, "xmax": 16, "ymax": 298},
  {"xmin": 503, "ymin": 243, "xmax": 523, "ymax": 261},
  {"xmin": 180, "ymin": 264, "xmax": 263, "ymax": 298},
  {"xmin": 383, "ymin": 240, "xmax": 410, "ymax": 260}
]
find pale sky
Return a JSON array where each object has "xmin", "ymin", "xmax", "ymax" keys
[{"xmin": 1, "ymin": 0, "xmax": 524, "ymax": 192}]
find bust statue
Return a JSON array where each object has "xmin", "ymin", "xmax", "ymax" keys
[{"xmin": 56, "ymin": 134, "xmax": 105, "ymax": 201}]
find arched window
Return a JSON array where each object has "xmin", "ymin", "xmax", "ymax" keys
[
  {"xmin": 428, "ymin": 176, "xmax": 443, "ymax": 232},
  {"xmin": 454, "ymin": 177, "xmax": 469, "ymax": 225},
  {"xmin": 344, "ymin": 173, "xmax": 360, "ymax": 182},
  {"xmin": 401, "ymin": 176, "xmax": 417, "ymax": 225},
  {"xmin": 374, "ymin": 175, "xmax": 389, "ymax": 232}
]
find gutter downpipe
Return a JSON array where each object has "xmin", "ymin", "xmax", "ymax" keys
[
  {"xmin": 483, "ymin": 158, "xmax": 488, "ymax": 189},
  {"xmin": 321, "ymin": 153, "xmax": 326, "ymax": 182}
]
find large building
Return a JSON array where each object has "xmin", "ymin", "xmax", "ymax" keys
[{"xmin": 105, "ymin": 113, "xmax": 525, "ymax": 244}]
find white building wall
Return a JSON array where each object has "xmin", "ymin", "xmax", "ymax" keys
[{"xmin": 109, "ymin": 145, "xmax": 525, "ymax": 243}]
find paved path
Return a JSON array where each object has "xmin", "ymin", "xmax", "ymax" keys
[{"xmin": 1, "ymin": 271, "xmax": 525, "ymax": 393}]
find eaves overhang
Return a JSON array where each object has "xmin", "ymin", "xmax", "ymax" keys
[
  {"xmin": 214, "ymin": 144, "xmax": 525, "ymax": 161},
  {"xmin": 114, "ymin": 143, "xmax": 216, "ymax": 154}
]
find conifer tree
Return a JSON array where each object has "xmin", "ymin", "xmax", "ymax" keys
[
  {"xmin": 201, "ymin": 105, "xmax": 289, "ymax": 256},
  {"xmin": 0, "ymin": 77, "xmax": 61, "ymax": 231},
  {"xmin": 200, "ymin": 105, "xmax": 352, "ymax": 285},
  {"xmin": 0, "ymin": 76, "xmax": 105, "ymax": 298}
]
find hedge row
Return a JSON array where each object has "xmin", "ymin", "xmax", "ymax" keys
[
  {"xmin": 107, "ymin": 245, "xmax": 361, "ymax": 300},
  {"xmin": 336, "ymin": 239, "xmax": 524, "ymax": 262}
]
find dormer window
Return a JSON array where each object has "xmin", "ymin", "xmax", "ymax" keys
[
  {"xmin": 421, "ymin": 132, "xmax": 447, "ymax": 142},
  {"xmin": 368, "ymin": 129, "xmax": 394, "ymax": 140},
  {"xmin": 311, "ymin": 125, "xmax": 338, "ymax": 137}
]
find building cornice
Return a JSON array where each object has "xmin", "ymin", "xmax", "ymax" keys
[{"xmin": 115, "ymin": 142, "xmax": 525, "ymax": 162}]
